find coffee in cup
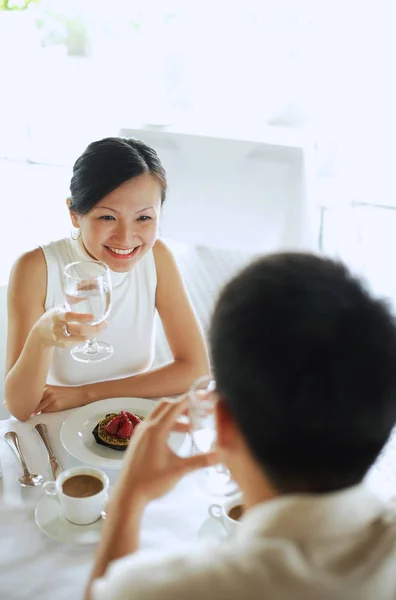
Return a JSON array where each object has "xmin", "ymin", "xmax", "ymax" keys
[
  {"xmin": 208, "ymin": 493, "xmax": 245, "ymax": 535},
  {"xmin": 227, "ymin": 503, "xmax": 245, "ymax": 521},
  {"xmin": 43, "ymin": 466, "xmax": 109, "ymax": 525},
  {"xmin": 62, "ymin": 474, "xmax": 104, "ymax": 498}
]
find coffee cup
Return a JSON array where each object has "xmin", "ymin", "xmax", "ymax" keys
[
  {"xmin": 43, "ymin": 466, "xmax": 109, "ymax": 525},
  {"xmin": 208, "ymin": 493, "xmax": 245, "ymax": 535}
]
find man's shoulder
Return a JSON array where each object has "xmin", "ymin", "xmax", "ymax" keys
[
  {"xmin": 92, "ymin": 540, "xmax": 264, "ymax": 600},
  {"xmin": 92, "ymin": 519, "xmax": 396, "ymax": 600}
]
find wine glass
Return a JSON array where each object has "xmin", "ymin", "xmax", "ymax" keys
[
  {"xmin": 63, "ymin": 260, "xmax": 113, "ymax": 363},
  {"xmin": 189, "ymin": 375, "xmax": 239, "ymax": 496}
]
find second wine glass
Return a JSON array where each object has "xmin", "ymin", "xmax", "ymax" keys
[
  {"xmin": 63, "ymin": 260, "xmax": 113, "ymax": 363},
  {"xmin": 189, "ymin": 375, "xmax": 239, "ymax": 497}
]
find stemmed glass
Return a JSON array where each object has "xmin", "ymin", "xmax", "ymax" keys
[
  {"xmin": 189, "ymin": 375, "xmax": 239, "ymax": 496},
  {"xmin": 63, "ymin": 260, "xmax": 113, "ymax": 363}
]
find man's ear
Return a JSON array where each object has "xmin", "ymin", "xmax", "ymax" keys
[
  {"xmin": 216, "ymin": 396, "xmax": 240, "ymax": 451},
  {"xmin": 66, "ymin": 197, "xmax": 80, "ymax": 228}
]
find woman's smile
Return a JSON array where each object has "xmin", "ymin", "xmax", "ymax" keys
[{"xmin": 104, "ymin": 245, "xmax": 141, "ymax": 260}]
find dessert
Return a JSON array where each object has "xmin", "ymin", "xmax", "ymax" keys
[{"xmin": 92, "ymin": 411, "xmax": 143, "ymax": 451}]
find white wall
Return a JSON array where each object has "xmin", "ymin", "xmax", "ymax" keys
[
  {"xmin": 121, "ymin": 128, "xmax": 318, "ymax": 254},
  {"xmin": 0, "ymin": 128, "xmax": 319, "ymax": 287}
]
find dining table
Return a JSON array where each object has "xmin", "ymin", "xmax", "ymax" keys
[
  {"xmin": 0, "ymin": 405, "xmax": 227, "ymax": 600},
  {"xmin": 1, "ymin": 407, "xmax": 396, "ymax": 600}
]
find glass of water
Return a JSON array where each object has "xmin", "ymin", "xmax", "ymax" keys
[
  {"xmin": 63, "ymin": 260, "xmax": 113, "ymax": 363},
  {"xmin": 189, "ymin": 375, "xmax": 238, "ymax": 496}
]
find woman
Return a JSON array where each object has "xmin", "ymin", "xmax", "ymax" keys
[{"xmin": 5, "ymin": 137, "xmax": 209, "ymax": 421}]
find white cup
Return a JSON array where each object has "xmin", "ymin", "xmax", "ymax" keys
[
  {"xmin": 208, "ymin": 493, "xmax": 244, "ymax": 536},
  {"xmin": 43, "ymin": 466, "xmax": 109, "ymax": 525}
]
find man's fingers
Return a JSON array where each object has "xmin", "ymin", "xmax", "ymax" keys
[
  {"xmin": 173, "ymin": 393, "xmax": 189, "ymax": 405},
  {"xmin": 172, "ymin": 413, "xmax": 190, "ymax": 433},
  {"xmin": 154, "ymin": 397, "xmax": 189, "ymax": 433},
  {"xmin": 148, "ymin": 398, "xmax": 174, "ymax": 420},
  {"xmin": 172, "ymin": 420, "xmax": 190, "ymax": 434},
  {"xmin": 149, "ymin": 394, "xmax": 188, "ymax": 420},
  {"xmin": 180, "ymin": 451, "xmax": 218, "ymax": 473}
]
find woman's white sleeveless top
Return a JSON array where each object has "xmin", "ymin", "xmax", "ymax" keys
[{"xmin": 40, "ymin": 237, "xmax": 157, "ymax": 386}]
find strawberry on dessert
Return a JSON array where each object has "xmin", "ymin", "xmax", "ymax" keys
[
  {"xmin": 104, "ymin": 414, "xmax": 122, "ymax": 436},
  {"xmin": 118, "ymin": 417, "xmax": 133, "ymax": 439},
  {"xmin": 93, "ymin": 410, "xmax": 143, "ymax": 451},
  {"xmin": 125, "ymin": 411, "xmax": 142, "ymax": 426}
]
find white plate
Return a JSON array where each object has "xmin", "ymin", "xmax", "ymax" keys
[
  {"xmin": 35, "ymin": 494, "xmax": 103, "ymax": 544},
  {"xmin": 60, "ymin": 398, "xmax": 186, "ymax": 469}
]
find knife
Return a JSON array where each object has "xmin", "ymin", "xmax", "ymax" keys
[{"xmin": 34, "ymin": 423, "xmax": 63, "ymax": 480}]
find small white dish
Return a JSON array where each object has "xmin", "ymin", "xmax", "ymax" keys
[
  {"xmin": 35, "ymin": 494, "xmax": 103, "ymax": 544},
  {"xmin": 60, "ymin": 397, "xmax": 186, "ymax": 469}
]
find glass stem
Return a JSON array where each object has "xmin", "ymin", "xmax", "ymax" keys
[
  {"xmin": 85, "ymin": 338, "xmax": 100, "ymax": 354},
  {"xmin": 215, "ymin": 464, "xmax": 228, "ymax": 476}
]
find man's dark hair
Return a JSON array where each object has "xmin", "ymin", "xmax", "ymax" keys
[{"xmin": 210, "ymin": 253, "xmax": 396, "ymax": 493}]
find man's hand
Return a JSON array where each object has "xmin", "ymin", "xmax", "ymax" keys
[
  {"xmin": 35, "ymin": 384, "xmax": 89, "ymax": 414},
  {"xmin": 114, "ymin": 396, "xmax": 218, "ymax": 504},
  {"xmin": 85, "ymin": 397, "xmax": 218, "ymax": 599}
]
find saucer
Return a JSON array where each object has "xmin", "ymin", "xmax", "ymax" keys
[
  {"xmin": 35, "ymin": 495, "xmax": 103, "ymax": 544},
  {"xmin": 198, "ymin": 516, "xmax": 227, "ymax": 542}
]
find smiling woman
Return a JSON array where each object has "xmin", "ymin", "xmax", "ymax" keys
[
  {"xmin": 68, "ymin": 173, "xmax": 162, "ymax": 272},
  {"xmin": 4, "ymin": 137, "xmax": 209, "ymax": 421}
]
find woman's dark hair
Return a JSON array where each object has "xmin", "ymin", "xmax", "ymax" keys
[{"xmin": 69, "ymin": 137, "xmax": 167, "ymax": 215}]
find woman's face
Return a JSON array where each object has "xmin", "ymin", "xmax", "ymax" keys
[{"xmin": 69, "ymin": 174, "xmax": 162, "ymax": 272}]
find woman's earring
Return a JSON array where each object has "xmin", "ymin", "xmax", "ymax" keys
[{"xmin": 71, "ymin": 227, "xmax": 81, "ymax": 241}]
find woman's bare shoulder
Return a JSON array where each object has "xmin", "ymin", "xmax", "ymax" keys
[
  {"xmin": 152, "ymin": 238, "xmax": 177, "ymax": 268},
  {"xmin": 153, "ymin": 238, "xmax": 172, "ymax": 256},
  {"xmin": 8, "ymin": 247, "xmax": 47, "ymax": 303},
  {"xmin": 10, "ymin": 247, "xmax": 46, "ymax": 279}
]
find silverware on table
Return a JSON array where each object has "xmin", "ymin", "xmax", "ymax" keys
[
  {"xmin": 34, "ymin": 423, "xmax": 63, "ymax": 480},
  {"xmin": 4, "ymin": 431, "xmax": 44, "ymax": 487}
]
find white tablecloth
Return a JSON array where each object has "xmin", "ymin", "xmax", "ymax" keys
[
  {"xmin": 1, "ymin": 411, "xmax": 396, "ymax": 600},
  {"xmin": 0, "ymin": 410, "xmax": 218, "ymax": 600}
]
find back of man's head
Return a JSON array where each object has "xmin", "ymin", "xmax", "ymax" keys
[{"xmin": 210, "ymin": 253, "xmax": 396, "ymax": 494}]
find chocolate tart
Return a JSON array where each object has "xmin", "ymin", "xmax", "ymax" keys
[{"xmin": 92, "ymin": 413, "xmax": 130, "ymax": 452}]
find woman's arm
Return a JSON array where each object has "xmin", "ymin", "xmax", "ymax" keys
[
  {"xmin": 5, "ymin": 249, "xmax": 107, "ymax": 420},
  {"xmin": 5, "ymin": 250, "xmax": 54, "ymax": 421},
  {"xmin": 72, "ymin": 240, "xmax": 210, "ymax": 403}
]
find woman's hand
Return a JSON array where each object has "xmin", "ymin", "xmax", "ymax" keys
[
  {"xmin": 35, "ymin": 384, "xmax": 90, "ymax": 413},
  {"xmin": 33, "ymin": 307, "xmax": 108, "ymax": 349}
]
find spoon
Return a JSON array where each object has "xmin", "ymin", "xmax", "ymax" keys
[{"xmin": 4, "ymin": 431, "xmax": 44, "ymax": 487}]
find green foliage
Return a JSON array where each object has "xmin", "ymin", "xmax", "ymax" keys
[
  {"xmin": 35, "ymin": 0, "xmax": 90, "ymax": 56},
  {"xmin": 0, "ymin": 0, "xmax": 39, "ymax": 9}
]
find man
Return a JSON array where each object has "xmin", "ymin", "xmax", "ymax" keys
[{"xmin": 86, "ymin": 253, "xmax": 396, "ymax": 599}]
